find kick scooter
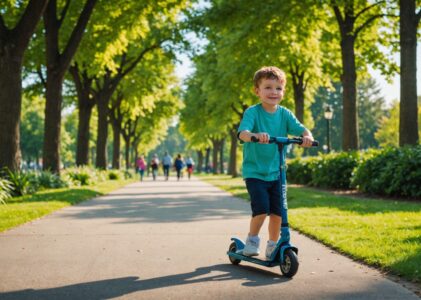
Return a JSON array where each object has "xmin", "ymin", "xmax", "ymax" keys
[{"xmin": 227, "ymin": 136, "xmax": 318, "ymax": 278}]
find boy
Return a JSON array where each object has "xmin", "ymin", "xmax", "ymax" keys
[{"xmin": 237, "ymin": 66, "xmax": 314, "ymax": 258}]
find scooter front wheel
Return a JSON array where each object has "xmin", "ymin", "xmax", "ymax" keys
[
  {"xmin": 280, "ymin": 249, "xmax": 299, "ymax": 277},
  {"xmin": 228, "ymin": 242, "xmax": 241, "ymax": 265}
]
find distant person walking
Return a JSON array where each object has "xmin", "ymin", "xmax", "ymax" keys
[
  {"xmin": 162, "ymin": 152, "xmax": 172, "ymax": 181},
  {"xmin": 135, "ymin": 155, "xmax": 146, "ymax": 181},
  {"xmin": 174, "ymin": 154, "xmax": 185, "ymax": 181},
  {"xmin": 185, "ymin": 156, "xmax": 195, "ymax": 180},
  {"xmin": 150, "ymin": 154, "xmax": 159, "ymax": 181}
]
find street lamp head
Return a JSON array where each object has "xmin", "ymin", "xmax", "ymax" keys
[{"xmin": 324, "ymin": 105, "xmax": 333, "ymax": 120}]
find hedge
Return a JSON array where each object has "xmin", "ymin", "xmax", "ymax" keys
[
  {"xmin": 352, "ymin": 146, "xmax": 421, "ymax": 198},
  {"xmin": 287, "ymin": 145, "xmax": 421, "ymax": 199}
]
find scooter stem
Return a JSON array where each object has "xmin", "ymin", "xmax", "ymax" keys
[
  {"xmin": 278, "ymin": 143, "xmax": 290, "ymax": 243},
  {"xmin": 281, "ymin": 226, "xmax": 290, "ymax": 243}
]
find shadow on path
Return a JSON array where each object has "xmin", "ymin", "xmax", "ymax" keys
[
  {"xmin": 63, "ymin": 190, "xmax": 250, "ymax": 224},
  {"xmin": 0, "ymin": 264, "xmax": 288, "ymax": 300}
]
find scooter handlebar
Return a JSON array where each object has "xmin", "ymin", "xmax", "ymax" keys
[{"xmin": 250, "ymin": 136, "xmax": 319, "ymax": 147}]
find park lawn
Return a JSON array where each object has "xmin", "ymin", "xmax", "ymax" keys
[
  {"xmin": 199, "ymin": 174, "xmax": 421, "ymax": 283},
  {"xmin": 0, "ymin": 178, "xmax": 136, "ymax": 233}
]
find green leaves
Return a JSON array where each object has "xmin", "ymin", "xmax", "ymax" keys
[{"xmin": 0, "ymin": 178, "xmax": 12, "ymax": 204}]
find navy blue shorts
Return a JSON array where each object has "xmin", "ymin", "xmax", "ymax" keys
[{"xmin": 245, "ymin": 178, "xmax": 282, "ymax": 217}]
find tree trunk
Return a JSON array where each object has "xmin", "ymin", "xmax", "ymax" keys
[
  {"xmin": 291, "ymin": 74, "xmax": 305, "ymax": 123},
  {"xmin": 197, "ymin": 150, "xmax": 203, "ymax": 173},
  {"xmin": 212, "ymin": 139, "xmax": 220, "ymax": 174},
  {"xmin": 340, "ymin": 35, "xmax": 359, "ymax": 150},
  {"xmin": 399, "ymin": 0, "xmax": 419, "ymax": 146},
  {"xmin": 96, "ymin": 92, "xmax": 111, "ymax": 169},
  {"xmin": 0, "ymin": 0, "xmax": 48, "ymax": 171},
  {"xmin": 228, "ymin": 128, "xmax": 238, "ymax": 177},
  {"xmin": 43, "ymin": 74, "xmax": 64, "ymax": 172},
  {"xmin": 212, "ymin": 146, "xmax": 218, "ymax": 174},
  {"xmin": 125, "ymin": 138, "xmax": 131, "ymax": 170},
  {"xmin": 219, "ymin": 138, "xmax": 225, "ymax": 174},
  {"xmin": 290, "ymin": 65, "xmax": 306, "ymax": 123},
  {"xmin": 76, "ymin": 101, "xmax": 94, "ymax": 166},
  {"xmin": 0, "ymin": 56, "xmax": 23, "ymax": 171},
  {"xmin": 70, "ymin": 64, "xmax": 95, "ymax": 166},
  {"xmin": 111, "ymin": 121, "xmax": 121, "ymax": 169},
  {"xmin": 205, "ymin": 147, "xmax": 211, "ymax": 173}
]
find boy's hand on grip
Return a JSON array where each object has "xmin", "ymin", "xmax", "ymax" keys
[
  {"xmin": 254, "ymin": 132, "xmax": 270, "ymax": 144},
  {"xmin": 301, "ymin": 136, "xmax": 314, "ymax": 148}
]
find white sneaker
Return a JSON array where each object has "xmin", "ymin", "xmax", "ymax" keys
[
  {"xmin": 243, "ymin": 236, "xmax": 260, "ymax": 256},
  {"xmin": 265, "ymin": 240, "xmax": 277, "ymax": 260}
]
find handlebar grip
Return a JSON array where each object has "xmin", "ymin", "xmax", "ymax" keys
[
  {"xmin": 251, "ymin": 136, "xmax": 259, "ymax": 142},
  {"xmin": 250, "ymin": 135, "xmax": 319, "ymax": 147}
]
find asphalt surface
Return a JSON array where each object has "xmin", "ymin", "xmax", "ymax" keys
[{"xmin": 0, "ymin": 176, "xmax": 419, "ymax": 299}]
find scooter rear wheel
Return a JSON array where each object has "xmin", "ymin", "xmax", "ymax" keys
[
  {"xmin": 280, "ymin": 249, "xmax": 299, "ymax": 277},
  {"xmin": 228, "ymin": 242, "xmax": 241, "ymax": 265}
]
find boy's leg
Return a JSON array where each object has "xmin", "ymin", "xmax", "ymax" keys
[
  {"xmin": 249, "ymin": 214, "xmax": 266, "ymax": 236},
  {"xmin": 243, "ymin": 214, "xmax": 265, "ymax": 256},
  {"xmin": 268, "ymin": 214, "xmax": 281, "ymax": 242},
  {"xmin": 243, "ymin": 178, "xmax": 270, "ymax": 256}
]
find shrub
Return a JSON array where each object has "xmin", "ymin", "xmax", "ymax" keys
[
  {"xmin": 2, "ymin": 169, "xmax": 34, "ymax": 196},
  {"xmin": 123, "ymin": 170, "xmax": 134, "ymax": 179},
  {"xmin": 287, "ymin": 157, "xmax": 319, "ymax": 185},
  {"xmin": 108, "ymin": 171, "xmax": 119, "ymax": 180},
  {"xmin": 310, "ymin": 151, "xmax": 360, "ymax": 189},
  {"xmin": 65, "ymin": 167, "xmax": 95, "ymax": 186},
  {"xmin": 95, "ymin": 169, "xmax": 108, "ymax": 182},
  {"xmin": 0, "ymin": 178, "xmax": 12, "ymax": 204},
  {"xmin": 36, "ymin": 171, "xmax": 68, "ymax": 189},
  {"xmin": 352, "ymin": 146, "xmax": 421, "ymax": 198}
]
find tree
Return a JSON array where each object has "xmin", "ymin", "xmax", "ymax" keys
[
  {"xmin": 106, "ymin": 49, "xmax": 183, "ymax": 169},
  {"xmin": 42, "ymin": 0, "xmax": 97, "ymax": 173},
  {"xmin": 69, "ymin": 62, "xmax": 95, "ymax": 165},
  {"xmin": 329, "ymin": 0, "xmax": 393, "ymax": 150},
  {"xmin": 309, "ymin": 78, "xmax": 387, "ymax": 154},
  {"xmin": 109, "ymin": 91, "xmax": 124, "ymax": 169},
  {"xmin": 399, "ymin": 0, "xmax": 420, "ymax": 145},
  {"xmin": 69, "ymin": 0, "xmax": 167, "ymax": 166},
  {"xmin": 0, "ymin": 0, "xmax": 48, "ymax": 171},
  {"xmin": 91, "ymin": 0, "xmax": 188, "ymax": 169}
]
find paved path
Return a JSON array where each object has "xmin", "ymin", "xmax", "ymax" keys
[{"xmin": 0, "ymin": 177, "xmax": 419, "ymax": 299}]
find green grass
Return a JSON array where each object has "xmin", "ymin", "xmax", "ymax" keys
[
  {"xmin": 0, "ymin": 178, "xmax": 136, "ymax": 233},
  {"xmin": 199, "ymin": 174, "xmax": 421, "ymax": 283}
]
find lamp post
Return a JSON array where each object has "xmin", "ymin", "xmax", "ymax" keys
[{"xmin": 324, "ymin": 105, "xmax": 333, "ymax": 153}]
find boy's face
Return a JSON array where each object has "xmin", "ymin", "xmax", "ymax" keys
[{"xmin": 254, "ymin": 77, "xmax": 285, "ymax": 107}]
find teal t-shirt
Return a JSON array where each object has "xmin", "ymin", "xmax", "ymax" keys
[{"xmin": 238, "ymin": 104, "xmax": 306, "ymax": 181}]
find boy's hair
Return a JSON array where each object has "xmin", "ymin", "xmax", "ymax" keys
[{"xmin": 253, "ymin": 66, "xmax": 287, "ymax": 88}]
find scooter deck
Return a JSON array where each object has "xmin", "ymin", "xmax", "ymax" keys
[{"xmin": 227, "ymin": 251, "xmax": 280, "ymax": 267}]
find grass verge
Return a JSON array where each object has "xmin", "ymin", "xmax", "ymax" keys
[
  {"xmin": 198, "ymin": 174, "xmax": 421, "ymax": 283},
  {"xmin": 0, "ymin": 178, "xmax": 136, "ymax": 233}
]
